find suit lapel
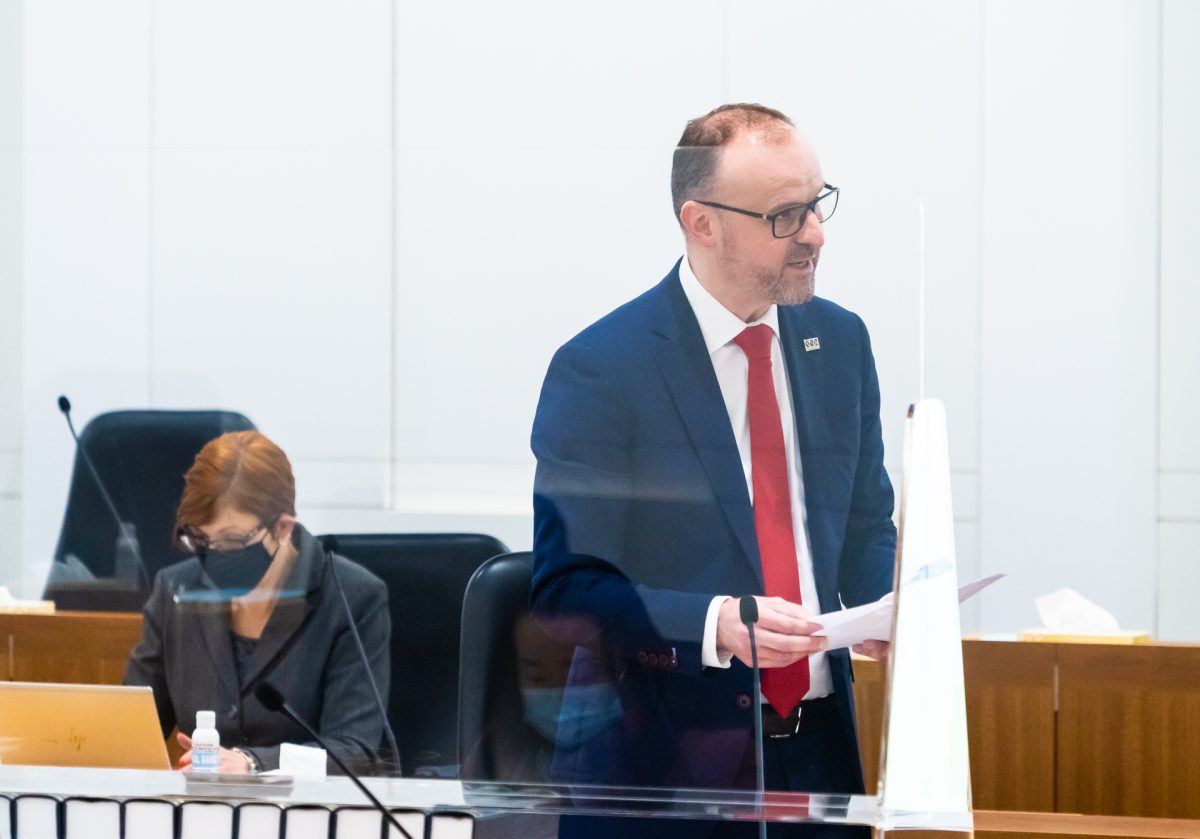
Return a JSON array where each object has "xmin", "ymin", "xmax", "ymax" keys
[
  {"xmin": 195, "ymin": 602, "xmax": 240, "ymax": 699},
  {"xmin": 778, "ymin": 305, "xmax": 838, "ymax": 599},
  {"xmin": 653, "ymin": 275, "xmax": 764, "ymax": 589}
]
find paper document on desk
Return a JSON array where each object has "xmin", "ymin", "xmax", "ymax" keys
[{"xmin": 814, "ymin": 573, "xmax": 1004, "ymax": 651}]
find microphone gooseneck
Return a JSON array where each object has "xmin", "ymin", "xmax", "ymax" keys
[
  {"xmin": 253, "ymin": 682, "xmax": 414, "ymax": 839},
  {"xmin": 56, "ymin": 394, "xmax": 151, "ymax": 586},
  {"xmin": 317, "ymin": 534, "xmax": 403, "ymax": 776},
  {"xmin": 739, "ymin": 595, "xmax": 767, "ymax": 839}
]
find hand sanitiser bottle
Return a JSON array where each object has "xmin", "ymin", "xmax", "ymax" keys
[{"xmin": 192, "ymin": 711, "xmax": 220, "ymax": 774}]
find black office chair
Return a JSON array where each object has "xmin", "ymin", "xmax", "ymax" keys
[
  {"xmin": 324, "ymin": 533, "xmax": 508, "ymax": 778},
  {"xmin": 44, "ymin": 409, "xmax": 255, "ymax": 611}
]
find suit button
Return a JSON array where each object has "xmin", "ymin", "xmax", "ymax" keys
[
  {"xmin": 637, "ymin": 652, "xmax": 648, "ymax": 664},
  {"xmin": 736, "ymin": 694, "xmax": 752, "ymax": 710}
]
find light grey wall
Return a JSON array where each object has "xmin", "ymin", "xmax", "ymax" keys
[
  {"xmin": 11, "ymin": 0, "xmax": 1200, "ymax": 639},
  {"xmin": 1157, "ymin": 0, "xmax": 1200, "ymax": 640},
  {"xmin": 0, "ymin": 0, "xmax": 22, "ymax": 593},
  {"xmin": 978, "ymin": 0, "xmax": 1161, "ymax": 633}
]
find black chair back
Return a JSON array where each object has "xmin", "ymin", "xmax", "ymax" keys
[
  {"xmin": 45, "ymin": 409, "xmax": 255, "ymax": 611},
  {"xmin": 326, "ymin": 533, "xmax": 508, "ymax": 778}
]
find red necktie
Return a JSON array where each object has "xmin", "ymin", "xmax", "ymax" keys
[{"xmin": 733, "ymin": 324, "xmax": 809, "ymax": 717}]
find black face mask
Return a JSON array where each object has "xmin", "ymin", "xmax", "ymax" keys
[{"xmin": 201, "ymin": 540, "xmax": 276, "ymax": 596}]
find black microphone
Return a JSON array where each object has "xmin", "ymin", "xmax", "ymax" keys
[
  {"xmin": 57, "ymin": 394, "xmax": 151, "ymax": 586},
  {"xmin": 317, "ymin": 534, "xmax": 402, "ymax": 775},
  {"xmin": 739, "ymin": 596, "xmax": 767, "ymax": 839},
  {"xmin": 255, "ymin": 682, "xmax": 414, "ymax": 839}
]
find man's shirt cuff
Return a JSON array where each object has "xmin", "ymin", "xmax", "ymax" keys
[{"xmin": 701, "ymin": 595, "xmax": 734, "ymax": 668}]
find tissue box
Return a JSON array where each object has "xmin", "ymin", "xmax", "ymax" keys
[
  {"xmin": 1017, "ymin": 629, "xmax": 1151, "ymax": 645},
  {"xmin": 0, "ymin": 586, "xmax": 57, "ymax": 615},
  {"xmin": 0, "ymin": 600, "xmax": 56, "ymax": 615}
]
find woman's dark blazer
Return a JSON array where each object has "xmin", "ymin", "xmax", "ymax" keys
[{"xmin": 125, "ymin": 524, "xmax": 391, "ymax": 773}]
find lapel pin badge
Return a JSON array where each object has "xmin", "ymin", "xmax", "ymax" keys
[{"xmin": 803, "ymin": 337, "xmax": 821, "ymax": 352}]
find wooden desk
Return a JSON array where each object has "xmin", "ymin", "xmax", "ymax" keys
[
  {"xmin": 853, "ymin": 639, "xmax": 1200, "ymax": 821},
  {"xmin": 881, "ymin": 810, "xmax": 1200, "ymax": 838},
  {"xmin": 1057, "ymin": 644, "xmax": 1200, "ymax": 818}
]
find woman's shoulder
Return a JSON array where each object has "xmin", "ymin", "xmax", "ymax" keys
[{"xmin": 328, "ymin": 554, "xmax": 389, "ymax": 600}]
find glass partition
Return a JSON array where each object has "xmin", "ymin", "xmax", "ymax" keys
[{"xmin": 3, "ymin": 2, "xmax": 1196, "ymax": 835}]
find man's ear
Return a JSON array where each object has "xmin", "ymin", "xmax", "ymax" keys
[{"xmin": 679, "ymin": 200, "xmax": 718, "ymax": 248}]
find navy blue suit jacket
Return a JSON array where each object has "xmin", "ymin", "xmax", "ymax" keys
[{"xmin": 530, "ymin": 262, "xmax": 896, "ymax": 789}]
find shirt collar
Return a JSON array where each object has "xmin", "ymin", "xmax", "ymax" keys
[{"xmin": 677, "ymin": 253, "xmax": 780, "ymax": 355}]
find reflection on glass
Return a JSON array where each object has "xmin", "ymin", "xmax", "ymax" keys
[{"xmin": 479, "ymin": 613, "xmax": 576, "ymax": 784}]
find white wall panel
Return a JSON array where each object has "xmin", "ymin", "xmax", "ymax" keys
[
  {"xmin": 0, "ymin": 452, "xmax": 17, "ymax": 497},
  {"xmin": 1154, "ymin": 1, "xmax": 1200, "ymax": 643},
  {"xmin": 392, "ymin": 143, "xmax": 682, "ymax": 492},
  {"xmin": 1160, "ymin": 0, "xmax": 1200, "ymax": 473},
  {"xmin": 0, "ymin": 0, "xmax": 23, "ymax": 593},
  {"xmin": 392, "ymin": 0, "xmax": 723, "ymax": 507},
  {"xmin": 1157, "ymin": 523, "xmax": 1200, "ymax": 641},
  {"xmin": 23, "ymin": 0, "xmax": 148, "ymax": 148},
  {"xmin": 152, "ymin": 0, "xmax": 391, "ymax": 149},
  {"xmin": 22, "ymin": 149, "xmax": 151, "ymax": 595},
  {"xmin": 724, "ymin": 0, "xmax": 983, "ymax": 480},
  {"xmin": 979, "ymin": 0, "xmax": 1159, "ymax": 632},
  {"xmin": 394, "ymin": 0, "xmax": 721, "ymax": 149},
  {"xmin": 292, "ymin": 460, "xmax": 391, "ymax": 510},
  {"xmin": 149, "ymin": 148, "xmax": 393, "ymax": 461},
  {"xmin": 0, "ymin": 499, "xmax": 19, "ymax": 591},
  {"xmin": 393, "ymin": 461, "xmax": 533, "ymax": 516},
  {"xmin": 1160, "ymin": 473, "xmax": 1200, "ymax": 523},
  {"xmin": 952, "ymin": 471, "xmax": 979, "ymax": 523}
]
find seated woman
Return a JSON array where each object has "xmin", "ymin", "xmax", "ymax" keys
[{"xmin": 125, "ymin": 430, "xmax": 391, "ymax": 775}]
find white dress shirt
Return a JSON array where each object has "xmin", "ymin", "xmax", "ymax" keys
[{"xmin": 679, "ymin": 255, "xmax": 832, "ymax": 700}]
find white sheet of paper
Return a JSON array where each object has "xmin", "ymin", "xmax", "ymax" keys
[
  {"xmin": 813, "ymin": 573, "xmax": 1005, "ymax": 651},
  {"xmin": 278, "ymin": 743, "xmax": 327, "ymax": 778}
]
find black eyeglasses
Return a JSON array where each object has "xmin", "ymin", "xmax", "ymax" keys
[
  {"xmin": 177, "ymin": 524, "xmax": 267, "ymax": 557},
  {"xmin": 697, "ymin": 184, "xmax": 839, "ymax": 239}
]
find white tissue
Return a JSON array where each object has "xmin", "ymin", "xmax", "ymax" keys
[
  {"xmin": 278, "ymin": 743, "xmax": 327, "ymax": 778},
  {"xmin": 1035, "ymin": 588, "xmax": 1121, "ymax": 634}
]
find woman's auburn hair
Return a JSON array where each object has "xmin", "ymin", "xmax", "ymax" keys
[{"xmin": 175, "ymin": 430, "xmax": 297, "ymax": 535}]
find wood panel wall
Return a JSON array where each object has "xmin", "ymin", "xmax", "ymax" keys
[{"xmin": 0, "ymin": 611, "xmax": 143, "ymax": 684}]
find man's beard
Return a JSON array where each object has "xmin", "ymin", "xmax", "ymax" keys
[
  {"xmin": 755, "ymin": 255, "xmax": 818, "ymax": 306},
  {"xmin": 721, "ymin": 229, "xmax": 819, "ymax": 307}
]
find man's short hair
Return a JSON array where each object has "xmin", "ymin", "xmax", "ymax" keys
[{"xmin": 671, "ymin": 103, "xmax": 795, "ymax": 220}]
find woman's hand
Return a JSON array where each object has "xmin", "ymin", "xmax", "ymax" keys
[{"xmin": 175, "ymin": 732, "xmax": 254, "ymax": 774}]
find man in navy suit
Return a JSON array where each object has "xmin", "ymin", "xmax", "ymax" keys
[{"xmin": 530, "ymin": 103, "xmax": 895, "ymax": 836}]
